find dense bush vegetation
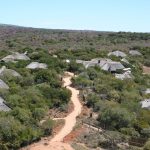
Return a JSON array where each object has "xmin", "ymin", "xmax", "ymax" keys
[
  {"xmin": 69, "ymin": 47, "xmax": 150, "ymax": 148},
  {"xmin": 0, "ymin": 25, "xmax": 150, "ymax": 149},
  {"xmin": 0, "ymin": 25, "xmax": 150, "ymax": 54},
  {"xmin": 0, "ymin": 49, "xmax": 71, "ymax": 149}
]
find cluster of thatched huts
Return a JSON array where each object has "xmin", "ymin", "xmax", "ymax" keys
[
  {"xmin": 0, "ymin": 52, "xmax": 48, "ymax": 111},
  {"xmin": 76, "ymin": 50, "xmax": 150, "ymax": 110},
  {"xmin": 76, "ymin": 50, "xmax": 142, "ymax": 80}
]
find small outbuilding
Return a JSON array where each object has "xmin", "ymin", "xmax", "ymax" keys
[
  {"xmin": 0, "ymin": 66, "xmax": 21, "ymax": 77},
  {"xmin": 1, "ymin": 52, "xmax": 30, "ymax": 62},
  {"xmin": 129, "ymin": 50, "xmax": 142, "ymax": 56},
  {"xmin": 121, "ymin": 58, "xmax": 130, "ymax": 64},
  {"xmin": 115, "ymin": 71, "xmax": 132, "ymax": 80},
  {"xmin": 26, "ymin": 62, "xmax": 48, "ymax": 69},
  {"xmin": 108, "ymin": 50, "xmax": 127, "ymax": 58},
  {"xmin": 76, "ymin": 59, "xmax": 98, "ymax": 68}
]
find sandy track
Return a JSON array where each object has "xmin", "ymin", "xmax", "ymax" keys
[{"xmin": 24, "ymin": 72, "xmax": 82, "ymax": 150}]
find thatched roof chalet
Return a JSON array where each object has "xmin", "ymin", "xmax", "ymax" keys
[
  {"xmin": 0, "ymin": 66, "xmax": 21, "ymax": 77},
  {"xmin": 26, "ymin": 62, "xmax": 48, "ymax": 69},
  {"xmin": 115, "ymin": 71, "xmax": 132, "ymax": 80},
  {"xmin": 129, "ymin": 50, "xmax": 142, "ymax": 56},
  {"xmin": 76, "ymin": 58, "xmax": 125, "ymax": 72},
  {"xmin": 1, "ymin": 52, "xmax": 30, "ymax": 62},
  {"xmin": 108, "ymin": 50, "xmax": 127, "ymax": 58}
]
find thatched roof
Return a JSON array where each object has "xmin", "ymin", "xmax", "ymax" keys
[
  {"xmin": 115, "ymin": 71, "xmax": 132, "ymax": 80},
  {"xmin": 1, "ymin": 52, "xmax": 30, "ymax": 62},
  {"xmin": 0, "ymin": 66, "xmax": 21, "ymax": 77},
  {"xmin": 98, "ymin": 59, "xmax": 112, "ymax": 67},
  {"xmin": 108, "ymin": 51, "xmax": 126, "ymax": 58},
  {"xmin": 129, "ymin": 50, "xmax": 142, "ymax": 56},
  {"xmin": 26, "ymin": 62, "xmax": 48, "ymax": 69},
  {"xmin": 76, "ymin": 58, "xmax": 125, "ymax": 72},
  {"xmin": 121, "ymin": 58, "xmax": 129, "ymax": 64},
  {"xmin": 0, "ymin": 97, "xmax": 11, "ymax": 111},
  {"xmin": 0, "ymin": 79, "xmax": 9, "ymax": 89},
  {"xmin": 100, "ymin": 61, "xmax": 125, "ymax": 72},
  {"xmin": 76, "ymin": 59, "xmax": 97, "ymax": 68}
]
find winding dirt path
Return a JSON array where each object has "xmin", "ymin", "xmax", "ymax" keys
[{"xmin": 25, "ymin": 72, "xmax": 82, "ymax": 150}]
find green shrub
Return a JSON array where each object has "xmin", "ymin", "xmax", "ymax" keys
[
  {"xmin": 99, "ymin": 107, "xmax": 135, "ymax": 130},
  {"xmin": 120, "ymin": 128, "xmax": 140, "ymax": 137},
  {"xmin": 144, "ymin": 140, "xmax": 150, "ymax": 150},
  {"xmin": 41, "ymin": 119, "xmax": 54, "ymax": 136}
]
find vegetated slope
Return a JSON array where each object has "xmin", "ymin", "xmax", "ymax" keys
[
  {"xmin": 0, "ymin": 24, "xmax": 150, "ymax": 149},
  {"xmin": 0, "ymin": 47, "xmax": 72, "ymax": 149},
  {"xmin": 29, "ymin": 72, "xmax": 82, "ymax": 150},
  {"xmin": 0, "ymin": 24, "xmax": 150, "ymax": 53}
]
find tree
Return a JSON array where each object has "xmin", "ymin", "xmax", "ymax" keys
[
  {"xmin": 99, "ymin": 107, "xmax": 135, "ymax": 130},
  {"xmin": 34, "ymin": 70, "xmax": 61, "ymax": 87},
  {"xmin": 7, "ymin": 94, "xmax": 23, "ymax": 108},
  {"xmin": 108, "ymin": 90, "xmax": 120, "ymax": 102},
  {"xmin": 41, "ymin": 119, "xmax": 54, "ymax": 136},
  {"xmin": 34, "ymin": 70, "xmax": 52, "ymax": 84},
  {"xmin": 0, "ymin": 143, "xmax": 8, "ymax": 150},
  {"xmin": 68, "ymin": 61, "xmax": 84, "ymax": 73},
  {"xmin": 11, "ymin": 108, "xmax": 32, "ymax": 125},
  {"xmin": 58, "ymin": 88, "xmax": 71, "ymax": 103},
  {"xmin": 144, "ymin": 140, "xmax": 150, "ymax": 150},
  {"xmin": 72, "ymin": 76, "xmax": 92, "ymax": 89},
  {"xmin": 20, "ymin": 76, "xmax": 34, "ymax": 87},
  {"xmin": 87, "ymin": 68, "xmax": 98, "ymax": 80},
  {"xmin": 86, "ymin": 93, "xmax": 100, "ymax": 108},
  {"xmin": 0, "ymin": 116, "xmax": 24, "ymax": 149},
  {"xmin": 32, "ymin": 108, "xmax": 47, "ymax": 121}
]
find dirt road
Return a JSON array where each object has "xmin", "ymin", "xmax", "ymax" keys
[{"xmin": 25, "ymin": 72, "xmax": 82, "ymax": 150}]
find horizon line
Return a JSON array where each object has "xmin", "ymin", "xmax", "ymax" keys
[{"xmin": 0, "ymin": 23, "xmax": 149, "ymax": 34}]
